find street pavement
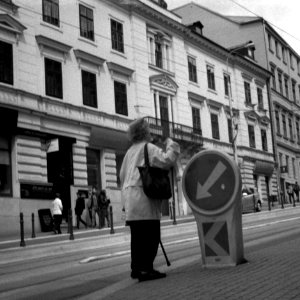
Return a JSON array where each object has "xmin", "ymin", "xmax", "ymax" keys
[{"xmin": 1, "ymin": 201, "xmax": 300, "ymax": 300}]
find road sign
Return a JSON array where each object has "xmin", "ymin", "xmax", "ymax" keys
[
  {"xmin": 182, "ymin": 149, "xmax": 244, "ymax": 267},
  {"xmin": 183, "ymin": 149, "xmax": 240, "ymax": 215}
]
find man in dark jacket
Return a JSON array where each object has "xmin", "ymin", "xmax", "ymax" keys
[{"xmin": 75, "ymin": 191, "xmax": 87, "ymax": 229}]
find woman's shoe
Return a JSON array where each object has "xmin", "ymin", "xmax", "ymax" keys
[{"xmin": 138, "ymin": 270, "xmax": 166, "ymax": 282}]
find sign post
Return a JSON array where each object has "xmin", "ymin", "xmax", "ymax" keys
[{"xmin": 182, "ymin": 149, "xmax": 245, "ymax": 267}]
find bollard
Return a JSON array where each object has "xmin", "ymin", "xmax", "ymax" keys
[
  {"xmin": 268, "ymin": 196, "xmax": 271, "ymax": 211},
  {"xmin": 109, "ymin": 206, "xmax": 115, "ymax": 234},
  {"xmin": 293, "ymin": 197, "xmax": 296, "ymax": 207},
  {"xmin": 68, "ymin": 209, "xmax": 74, "ymax": 240},
  {"xmin": 20, "ymin": 212, "xmax": 26, "ymax": 247},
  {"xmin": 169, "ymin": 202, "xmax": 173, "ymax": 220},
  {"xmin": 281, "ymin": 193, "xmax": 284, "ymax": 209},
  {"xmin": 31, "ymin": 213, "xmax": 36, "ymax": 238}
]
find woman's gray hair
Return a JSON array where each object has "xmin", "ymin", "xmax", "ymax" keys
[{"xmin": 127, "ymin": 118, "xmax": 151, "ymax": 143}]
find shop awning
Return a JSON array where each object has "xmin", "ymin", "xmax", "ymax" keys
[{"xmin": 254, "ymin": 160, "xmax": 275, "ymax": 176}]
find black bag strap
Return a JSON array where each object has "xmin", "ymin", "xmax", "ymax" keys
[{"xmin": 144, "ymin": 143, "xmax": 150, "ymax": 166}]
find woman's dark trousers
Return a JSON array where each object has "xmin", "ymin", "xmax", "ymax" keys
[{"xmin": 128, "ymin": 220, "xmax": 160, "ymax": 273}]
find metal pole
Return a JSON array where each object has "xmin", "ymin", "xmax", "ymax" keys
[
  {"xmin": 171, "ymin": 168, "xmax": 176, "ymax": 225},
  {"xmin": 68, "ymin": 209, "xmax": 74, "ymax": 240},
  {"xmin": 20, "ymin": 212, "xmax": 26, "ymax": 247},
  {"xmin": 109, "ymin": 206, "xmax": 115, "ymax": 234},
  {"xmin": 226, "ymin": 55, "xmax": 238, "ymax": 163},
  {"xmin": 31, "ymin": 213, "xmax": 36, "ymax": 238}
]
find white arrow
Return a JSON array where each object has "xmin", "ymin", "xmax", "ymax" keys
[{"xmin": 196, "ymin": 160, "xmax": 227, "ymax": 199}]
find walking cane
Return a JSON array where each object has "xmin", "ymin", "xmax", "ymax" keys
[{"xmin": 160, "ymin": 240, "xmax": 171, "ymax": 266}]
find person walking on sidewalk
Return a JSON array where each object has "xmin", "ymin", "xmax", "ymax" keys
[
  {"xmin": 98, "ymin": 190, "xmax": 110, "ymax": 228},
  {"xmin": 75, "ymin": 191, "xmax": 87, "ymax": 229},
  {"xmin": 120, "ymin": 118, "xmax": 180, "ymax": 282},
  {"xmin": 287, "ymin": 184, "xmax": 295, "ymax": 204},
  {"xmin": 293, "ymin": 182, "xmax": 300, "ymax": 202},
  {"xmin": 52, "ymin": 192, "xmax": 63, "ymax": 234},
  {"xmin": 87, "ymin": 186, "xmax": 99, "ymax": 228}
]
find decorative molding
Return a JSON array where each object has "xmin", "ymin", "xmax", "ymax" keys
[
  {"xmin": 149, "ymin": 74, "xmax": 178, "ymax": 95},
  {"xmin": 0, "ymin": 13, "xmax": 26, "ymax": 43},
  {"xmin": 107, "ymin": 61, "xmax": 134, "ymax": 79},
  {"xmin": 35, "ymin": 35, "xmax": 72, "ymax": 62},
  {"xmin": 74, "ymin": 49, "xmax": 105, "ymax": 72}
]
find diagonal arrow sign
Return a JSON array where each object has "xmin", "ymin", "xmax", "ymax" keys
[{"xmin": 196, "ymin": 160, "xmax": 227, "ymax": 199}]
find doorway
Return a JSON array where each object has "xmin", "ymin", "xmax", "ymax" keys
[{"xmin": 47, "ymin": 138, "xmax": 74, "ymax": 219}]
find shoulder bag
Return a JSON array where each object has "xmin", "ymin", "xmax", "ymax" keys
[{"xmin": 138, "ymin": 143, "xmax": 172, "ymax": 200}]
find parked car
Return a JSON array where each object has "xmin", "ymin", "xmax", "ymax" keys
[{"xmin": 242, "ymin": 189, "xmax": 262, "ymax": 213}]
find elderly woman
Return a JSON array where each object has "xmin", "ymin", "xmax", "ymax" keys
[{"xmin": 120, "ymin": 118, "xmax": 180, "ymax": 282}]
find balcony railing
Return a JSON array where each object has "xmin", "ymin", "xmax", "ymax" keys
[{"xmin": 145, "ymin": 116, "xmax": 203, "ymax": 147}]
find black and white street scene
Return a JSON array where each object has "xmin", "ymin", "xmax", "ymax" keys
[{"xmin": 1, "ymin": 0, "xmax": 300, "ymax": 299}]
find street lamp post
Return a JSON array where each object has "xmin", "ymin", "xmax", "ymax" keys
[{"xmin": 226, "ymin": 40, "xmax": 255, "ymax": 163}]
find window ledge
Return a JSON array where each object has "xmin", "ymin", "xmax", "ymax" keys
[
  {"xmin": 40, "ymin": 21, "xmax": 63, "ymax": 33},
  {"xmin": 110, "ymin": 49, "xmax": 127, "ymax": 59},
  {"xmin": 148, "ymin": 64, "xmax": 175, "ymax": 77},
  {"xmin": 207, "ymin": 88, "xmax": 217, "ymax": 95},
  {"xmin": 78, "ymin": 36, "xmax": 97, "ymax": 47},
  {"xmin": 188, "ymin": 81, "xmax": 200, "ymax": 88}
]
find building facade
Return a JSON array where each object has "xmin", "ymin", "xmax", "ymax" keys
[
  {"xmin": 173, "ymin": 2, "xmax": 300, "ymax": 202},
  {"xmin": 0, "ymin": 0, "xmax": 274, "ymax": 236}
]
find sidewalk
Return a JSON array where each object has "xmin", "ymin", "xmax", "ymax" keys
[{"xmin": 98, "ymin": 235, "xmax": 300, "ymax": 300}]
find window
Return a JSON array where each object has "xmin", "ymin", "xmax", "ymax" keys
[
  {"xmin": 292, "ymin": 80, "xmax": 296, "ymax": 101},
  {"xmin": 278, "ymin": 71, "xmax": 283, "ymax": 94},
  {"xmin": 0, "ymin": 41, "xmax": 13, "ymax": 85},
  {"xmin": 42, "ymin": 0, "xmax": 59, "ymax": 27},
  {"xmin": 270, "ymin": 65, "xmax": 276, "ymax": 89},
  {"xmin": 211, "ymin": 113, "xmax": 219, "ymax": 139},
  {"xmin": 114, "ymin": 81, "xmax": 128, "ymax": 116},
  {"xmin": 286, "ymin": 155, "xmax": 289, "ymax": 174},
  {"xmin": 284, "ymin": 76, "xmax": 289, "ymax": 98},
  {"xmin": 275, "ymin": 41, "xmax": 280, "ymax": 58},
  {"xmin": 45, "ymin": 58, "xmax": 62, "ymax": 99},
  {"xmin": 188, "ymin": 56, "xmax": 197, "ymax": 83},
  {"xmin": 282, "ymin": 114, "xmax": 287, "ymax": 137},
  {"xmin": 292, "ymin": 158, "xmax": 296, "ymax": 178},
  {"xmin": 0, "ymin": 134, "xmax": 12, "ymax": 196},
  {"xmin": 79, "ymin": 4, "xmax": 94, "ymax": 41},
  {"xmin": 257, "ymin": 87, "xmax": 263, "ymax": 109},
  {"xmin": 248, "ymin": 125, "xmax": 256, "ymax": 148},
  {"xmin": 288, "ymin": 117, "xmax": 293, "ymax": 140},
  {"xmin": 275, "ymin": 110, "xmax": 280, "ymax": 134},
  {"xmin": 207, "ymin": 65, "xmax": 215, "ymax": 90},
  {"xmin": 155, "ymin": 38, "xmax": 163, "ymax": 68},
  {"xmin": 86, "ymin": 148, "xmax": 101, "ymax": 191},
  {"xmin": 82, "ymin": 70, "xmax": 97, "ymax": 108},
  {"xmin": 296, "ymin": 120, "xmax": 300, "ymax": 143},
  {"xmin": 261, "ymin": 129, "xmax": 268, "ymax": 151},
  {"xmin": 192, "ymin": 107, "xmax": 201, "ymax": 134},
  {"xmin": 290, "ymin": 53, "xmax": 294, "ymax": 69},
  {"xmin": 111, "ymin": 19, "xmax": 124, "ymax": 53},
  {"xmin": 268, "ymin": 34, "xmax": 272, "ymax": 51},
  {"xmin": 224, "ymin": 74, "xmax": 231, "ymax": 97},
  {"xmin": 282, "ymin": 46, "xmax": 287, "ymax": 63},
  {"xmin": 228, "ymin": 118, "xmax": 233, "ymax": 143},
  {"xmin": 244, "ymin": 81, "xmax": 251, "ymax": 105}
]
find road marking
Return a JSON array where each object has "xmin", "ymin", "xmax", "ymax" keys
[{"xmin": 196, "ymin": 160, "xmax": 226, "ymax": 199}]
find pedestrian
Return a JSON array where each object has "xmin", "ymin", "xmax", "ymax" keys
[
  {"xmin": 287, "ymin": 184, "xmax": 295, "ymax": 204},
  {"xmin": 293, "ymin": 182, "xmax": 300, "ymax": 202},
  {"xmin": 120, "ymin": 118, "xmax": 180, "ymax": 282},
  {"xmin": 52, "ymin": 192, "xmax": 63, "ymax": 234},
  {"xmin": 87, "ymin": 186, "xmax": 98, "ymax": 228},
  {"xmin": 98, "ymin": 190, "xmax": 110, "ymax": 228},
  {"xmin": 75, "ymin": 191, "xmax": 87, "ymax": 229}
]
